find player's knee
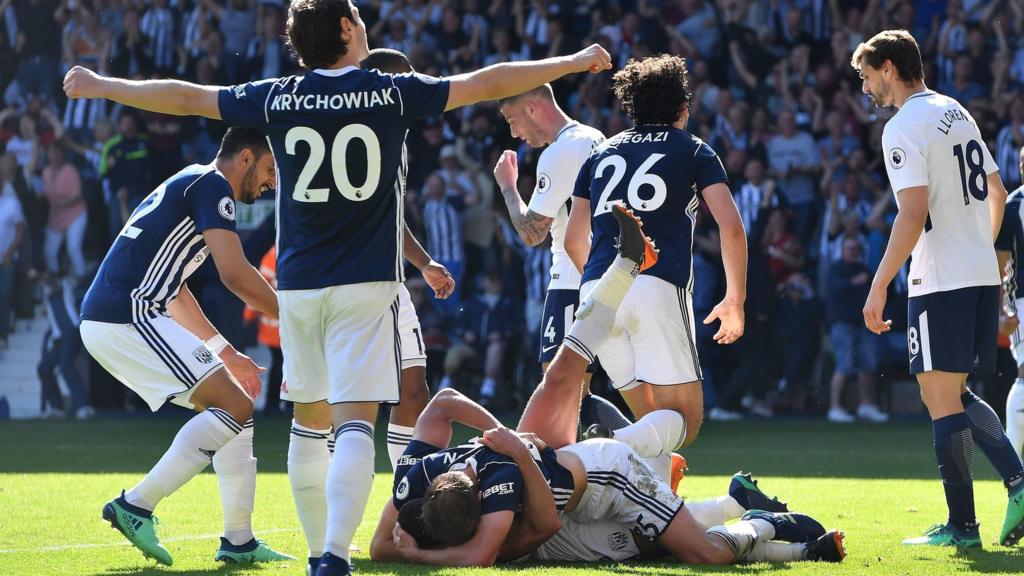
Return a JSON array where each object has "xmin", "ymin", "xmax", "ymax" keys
[
  {"xmin": 225, "ymin": 394, "xmax": 254, "ymax": 424},
  {"xmin": 681, "ymin": 408, "xmax": 703, "ymax": 448},
  {"xmin": 293, "ymin": 401, "xmax": 332, "ymax": 430}
]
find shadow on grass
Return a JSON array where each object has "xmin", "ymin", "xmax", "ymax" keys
[
  {"xmin": 351, "ymin": 559, "xmax": 792, "ymax": 574},
  {"xmin": 957, "ymin": 546, "xmax": 1024, "ymax": 573},
  {"xmin": 89, "ymin": 564, "xmax": 250, "ymax": 576}
]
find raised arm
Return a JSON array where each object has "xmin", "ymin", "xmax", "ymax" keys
[
  {"xmin": 412, "ymin": 388, "xmax": 502, "ymax": 448},
  {"xmin": 444, "ymin": 44, "xmax": 611, "ymax": 111},
  {"xmin": 63, "ymin": 66, "xmax": 222, "ymax": 119},
  {"xmin": 493, "ymin": 150, "xmax": 553, "ymax": 246}
]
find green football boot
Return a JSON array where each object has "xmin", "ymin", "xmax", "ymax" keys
[
  {"xmin": 214, "ymin": 537, "xmax": 295, "ymax": 563},
  {"xmin": 101, "ymin": 492, "xmax": 173, "ymax": 565},
  {"xmin": 999, "ymin": 486, "xmax": 1024, "ymax": 546},
  {"xmin": 903, "ymin": 523, "xmax": 981, "ymax": 548}
]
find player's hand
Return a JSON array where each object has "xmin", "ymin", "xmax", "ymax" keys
[
  {"xmin": 480, "ymin": 426, "xmax": 532, "ymax": 459},
  {"xmin": 570, "ymin": 43, "xmax": 612, "ymax": 74},
  {"xmin": 421, "ymin": 259, "xmax": 455, "ymax": 299},
  {"xmin": 703, "ymin": 298, "xmax": 744, "ymax": 344},
  {"xmin": 493, "ymin": 150, "xmax": 518, "ymax": 190},
  {"xmin": 63, "ymin": 66, "xmax": 105, "ymax": 99},
  {"xmin": 1000, "ymin": 312, "xmax": 1019, "ymax": 337},
  {"xmin": 221, "ymin": 349, "xmax": 265, "ymax": 399},
  {"xmin": 392, "ymin": 524, "xmax": 422, "ymax": 560},
  {"xmin": 862, "ymin": 283, "xmax": 892, "ymax": 335},
  {"xmin": 514, "ymin": 431, "xmax": 547, "ymax": 451}
]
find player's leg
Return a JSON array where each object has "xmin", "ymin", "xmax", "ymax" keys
[
  {"xmin": 388, "ymin": 284, "xmax": 429, "ymax": 471},
  {"xmin": 1009, "ymin": 306, "xmax": 1024, "ymax": 458},
  {"xmin": 317, "ymin": 282, "xmax": 402, "ymax": 576}
]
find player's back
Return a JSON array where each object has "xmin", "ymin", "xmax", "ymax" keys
[
  {"xmin": 81, "ymin": 164, "xmax": 235, "ymax": 324},
  {"xmin": 882, "ymin": 91, "xmax": 1000, "ymax": 296},
  {"xmin": 218, "ymin": 68, "xmax": 449, "ymax": 290},
  {"xmin": 998, "ymin": 187, "xmax": 1024, "ymax": 300},
  {"xmin": 575, "ymin": 126, "xmax": 727, "ymax": 291}
]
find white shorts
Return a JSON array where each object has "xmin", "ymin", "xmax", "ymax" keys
[
  {"xmin": 532, "ymin": 517, "xmax": 640, "ymax": 562},
  {"xmin": 581, "ymin": 275, "xmax": 701, "ymax": 390},
  {"xmin": 81, "ymin": 317, "xmax": 223, "ymax": 412},
  {"xmin": 560, "ymin": 438, "xmax": 684, "ymax": 540},
  {"xmin": 279, "ymin": 281, "xmax": 401, "ymax": 405},
  {"xmin": 1012, "ymin": 297, "xmax": 1024, "ymax": 368},
  {"xmin": 397, "ymin": 283, "xmax": 427, "ymax": 370}
]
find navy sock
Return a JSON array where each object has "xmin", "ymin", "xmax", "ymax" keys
[
  {"xmin": 962, "ymin": 391, "xmax": 1024, "ymax": 495},
  {"xmin": 579, "ymin": 393, "xmax": 633, "ymax": 439},
  {"xmin": 933, "ymin": 412, "xmax": 977, "ymax": 532}
]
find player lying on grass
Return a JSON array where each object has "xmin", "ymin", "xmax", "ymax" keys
[
  {"xmin": 79, "ymin": 127, "xmax": 290, "ymax": 565},
  {"xmin": 369, "ymin": 205, "xmax": 845, "ymax": 566}
]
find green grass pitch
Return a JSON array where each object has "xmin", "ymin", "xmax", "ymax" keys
[{"xmin": 1, "ymin": 416, "xmax": 1022, "ymax": 575}]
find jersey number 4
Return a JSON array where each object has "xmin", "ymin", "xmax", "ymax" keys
[
  {"xmin": 285, "ymin": 125, "xmax": 382, "ymax": 203},
  {"xmin": 593, "ymin": 153, "xmax": 668, "ymax": 215},
  {"xmin": 953, "ymin": 139, "xmax": 988, "ymax": 205}
]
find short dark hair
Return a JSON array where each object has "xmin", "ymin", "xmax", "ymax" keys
[
  {"xmin": 217, "ymin": 127, "xmax": 271, "ymax": 160},
  {"xmin": 851, "ymin": 29, "xmax": 924, "ymax": 84},
  {"xmin": 396, "ymin": 498, "xmax": 443, "ymax": 549},
  {"xmin": 361, "ymin": 48, "xmax": 413, "ymax": 74},
  {"xmin": 612, "ymin": 55, "xmax": 692, "ymax": 126},
  {"xmin": 421, "ymin": 472, "xmax": 480, "ymax": 547},
  {"xmin": 286, "ymin": 0, "xmax": 355, "ymax": 70}
]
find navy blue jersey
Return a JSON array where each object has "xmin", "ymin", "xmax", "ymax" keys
[
  {"xmin": 393, "ymin": 440, "xmax": 575, "ymax": 516},
  {"xmin": 573, "ymin": 127, "xmax": 729, "ymax": 290},
  {"xmin": 996, "ymin": 186, "xmax": 1024, "ymax": 300},
  {"xmin": 81, "ymin": 164, "xmax": 237, "ymax": 323},
  {"xmin": 217, "ymin": 67, "xmax": 449, "ymax": 290}
]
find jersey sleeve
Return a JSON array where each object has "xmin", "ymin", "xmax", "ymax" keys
[
  {"xmin": 392, "ymin": 440, "xmax": 442, "ymax": 509},
  {"xmin": 695, "ymin": 142, "xmax": 729, "ymax": 193},
  {"xmin": 391, "ymin": 73, "xmax": 450, "ymax": 120},
  {"xmin": 217, "ymin": 77, "xmax": 281, "ymax": 128},
  {"xmin": 186, "ymin": 173, "xmax": 238, "ymax": 234},
  {"xmin": 529, "ymin": 145, "xmax": 582, "ymax": 218},
  {"xmin": 996, "ymin": 201, "xmax": 1022, "ymax": 252},
  {"xmin": 881, "ymin": 121, "xmax": 929, "ymax": 193},
  {"xmin": 478, "ymin": 464, "xmax": 524, "ymax": 515},
  {"xmin": 571, "ymin": 155, "xmax": 595, "ymax": 201}
]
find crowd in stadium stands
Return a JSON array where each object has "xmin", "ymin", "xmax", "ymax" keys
[{"xmin": 1, "ymin": 0, "xmax": 1023, "ymax": 421}]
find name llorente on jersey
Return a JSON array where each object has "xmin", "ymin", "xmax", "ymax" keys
[
  {"xmin": 268, "ymin": 89, "xmax": 397, "ymax": 112},
  {"xmin": 936, "ymin": 107, "xmax": 972, "ymax": 135},
  {"xmin": 607, "ymin": 130, "xmax": 669, "ymax": 145}
]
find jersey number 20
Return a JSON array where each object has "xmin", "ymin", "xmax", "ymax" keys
[
  {"xmin": 953, "ymin": 140, "xmax": 988, "ymax": 205},
  {"xmin": 285, "ymin": 125, "xmax": 382, "ymax": 203}
]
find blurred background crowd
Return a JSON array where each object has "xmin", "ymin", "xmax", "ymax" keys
[{"xmin": 1, "ymin": 0, "xmax": 1022, "ymax": 422}]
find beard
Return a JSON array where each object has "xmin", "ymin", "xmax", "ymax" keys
[{"xmin": 239, "ymin": 164, "xmax": 260, "ymax": 205}]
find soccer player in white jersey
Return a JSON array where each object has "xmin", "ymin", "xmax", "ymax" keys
[
  {"xmin": 63, "ymin": 1, "xmax": 612, "ymax": 573},
  {"xmin": 996, "ymin": 146, "xmax": 1024, "ymax": 461},
  {"xmin": 79, "ymin": 128, "xmax": 290, "ymax": 565},
  {"xmin": 854, "ymin": 29, "xmax": 1024, "ymax": 547},
  {"xmin": 492, "ymin": 86, "xmax": 638, "ymax": 435}
]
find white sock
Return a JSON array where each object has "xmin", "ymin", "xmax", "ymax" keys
[
  {"xmin": 685, "ymin": 495, "xmax": 746, "ymax": 527},
  {"xmin": 565, "ymin": 257, "xmax": 637, "ymax": 364},
  {"xmin": 126, "ymin": 408, "xmax": 242, "ymax": 511},
  {"xmin": 706, "ymin": 519, "xmax": 775, "ymax": 559},
  {"xmin": 324, "ymin": 420, "xmax": 376, "ymax": 561},
  {"xmin": 212, "ymin": 419, "xmax": 256, "ymax": 546},
  {"xmin": 386, "ymin": 423, "xmax": 415, "ymax": 472},
  {"xmin": 1008, "ymin": 379, "xmax": 1024, "ymax": 458},
  {"xmin": 288, "ymin": 420, "xmax": 331, "ymax": 558},
  {"xmin": 647, "ymin": 453, "xmax": 672, "ymax": 484},
  {"xmin": 613, "ymin": 410, "xmax": 685, "ymax": 458},
  {"xmin": 744, "ymin": 541, "xmax": 808, "ymax": 562}
]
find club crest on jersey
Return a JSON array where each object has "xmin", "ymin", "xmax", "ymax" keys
[
  {"xmin": 396, "ymin": 477, "xmax": 410, "ymax": 500},
  {"xmin": 218, "ymin": 197, "xmax": 236, "ymax": 221},
  {"xmin": 608, "ymin": 531, "xmax": 630, "ymax": 551},
  {"xmin": 536, "ymin": 173, "xmax": 551, "ymax": 194},
  {"xmin": 889, "ymin": 147, "xmax": 906, "ymax": 170},
  {"xmin": 232, "ymin": 85, "xmax": 246, "ymax": 99},
  {"xmin": 193, "ymin": 346, "xmax": 215, "ymax": 364}
]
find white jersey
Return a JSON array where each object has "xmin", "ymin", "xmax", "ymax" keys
[
  {"xmin": 882, "ymin": 90, "xmax": 1000, "ymax": 297},
  {"xmin": 528, "ymin": 122, "xmax": 604, "ymax": 291}
]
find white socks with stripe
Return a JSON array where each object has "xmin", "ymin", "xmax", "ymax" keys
[
  {"xmin": 612, "ymin": 410, "xmax": 685, "ymax": 458},
  {"xmin": 386, "ymin": 424, "xmax": 415, "ymax": 471},
  {"xmin": 1008, "ymin": 379, "xmax": 1024, "ymax": 459},
  {"xmin": 126, "ymin": 408, "xmax": 242, "ymax": 511},
  {"xmin": 288, "ymin": 421, "xmax": 331, "ymax": 559},
  {"xmin": 706, "ymin": 518, "xmax": 775, "ymax": 559},
  {"xmin": 324, "ymin": 420, "xmax": 376, "ymax": 561},
  {"xmin": 745, "ymin": 541, "xmax": 810, "ymax": 562},
  {"xmin": 212, "ymin": 419, "xmax": 256, "ymax": 546},
  {"xmin": 564, "ymin": 256, "xmax": 638, "ymax": 363},
  {"xmin": 685, "ymin": 495, "xmax": 746, "ymax": 528}
]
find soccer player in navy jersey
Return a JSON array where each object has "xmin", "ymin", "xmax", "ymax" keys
[
  {"xmin": 80, "ymin": 127, "xmax": 290, "ymax": 565},
  {"xmin": 561, "ymin": 55, "xmax": 747, "ymax": 473},
  {"xmin": 63, "ymin": 1, "xmax": 611, "ymax": 572}
]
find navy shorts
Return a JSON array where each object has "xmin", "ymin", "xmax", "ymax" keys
[
  {"xmin": 907, "ymin": 285, "xmax": 998, "ymax": 375},
  {"xmin": 540, "ymin": 289, "xmax": 580, "ymax": 363}
]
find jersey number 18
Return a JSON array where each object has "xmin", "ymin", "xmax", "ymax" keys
[{"xmin": 953, "ymin": 139, "xmax": 988, "ymax": 205}]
